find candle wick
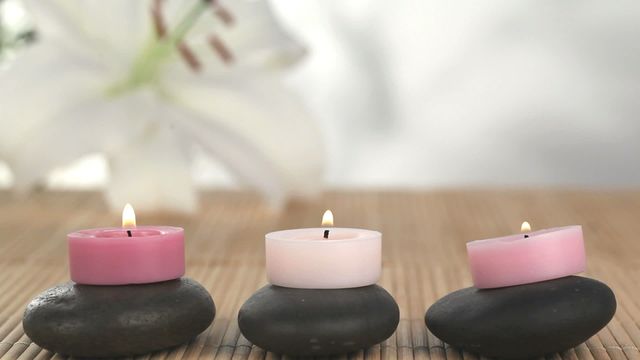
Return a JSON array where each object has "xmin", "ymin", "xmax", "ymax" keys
[
  {"xmin": 323, "ymin": 229, "xmax": 330, "ymax": 239},
  {"xmin": 127, "ymin": 230, "xmax": 132, "ymax": 237},
  {"xmin": 524, "ymin": 234, "xmax": 529, "ymax": 238}
]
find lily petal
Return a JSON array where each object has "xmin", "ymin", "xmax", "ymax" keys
[
  {"xmin": 156, "ymin": 91, "xmax": 288, "ymax": 209},
  {"xmin": 215, "ymin": 0, "xmax": 306, "ymax": 69},
  {"xmin": 167, "ymin": 71, "xmax": 324, "ymax": 204},
  {"xmin": 0, "ymin": 42, "xmax": 108, "ymax": 169},
  {"xmin": 5, "ymin": 91, "xmax": 156, "ymax": 192},
  {"xmin": 106, "ymin": 115, "xmax": 197, "ymax": 214},
  {"xmin": 22, "ymin": 0, "xmax": 150, "ymax": 64}
]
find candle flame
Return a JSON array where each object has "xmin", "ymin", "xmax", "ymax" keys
[
  {"xmin": 521, "ymin": 221, "xmax": 531, "ymax": 233},
  {"xmin": 321, "ymin": 210, "xmax": 334, "ymax": 227},
  {"xmin": 122, "ymin": 203, "xmax": 136, "ymax": 228}
]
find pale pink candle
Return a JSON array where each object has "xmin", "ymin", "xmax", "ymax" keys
[
  {"xmin": 68, "ymin": 204, "xmax": 185, "ymax": 285},
  {"xmin": 466, "ymin": 224, "xmax": 585, "ymax": 289},
  {"xmin": 266, "ymin": 211, "xmax": 381, "ymax": 289}
]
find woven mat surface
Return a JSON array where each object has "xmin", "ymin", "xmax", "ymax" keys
[{"xmin": 0, "ymin": 190, "xmax": 639, "ymax": 360}]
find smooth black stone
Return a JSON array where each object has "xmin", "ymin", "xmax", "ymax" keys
[
  {"xmin": 23, "ymin": 278, "xmax": 215, "ymax": 358},
  {"xmin": 238, "ymin": 285, "xmax": 399, "ymax": 356},
  {"xmin": 425, "ymin": 276, "xmax": 616, "ymax": 359}
]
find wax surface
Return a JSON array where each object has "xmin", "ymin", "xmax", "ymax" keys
[
  {"xmin": 466, "ymin": 225, "xmax": 585, "ymax": 288},
  {"xmin": 68, "ymin": 226, "xmax": 184, "ymax": 285},
  {"xmin": 266, "ymin": 228, "xmax": 381, "ymax": 289}
]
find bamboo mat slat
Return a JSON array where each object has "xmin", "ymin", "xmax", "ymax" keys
[{"xmin": 0, "ymin": 190, "xmax": 639, "ymax": 360}]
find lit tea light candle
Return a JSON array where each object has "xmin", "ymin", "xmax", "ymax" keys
[
  {"xmin": 265, "ymin": 210, "xmax": 381, "ymax": 289},
  {"xmin": 466, "ymin": 222, "xmax": 586, "ymax": 289},
  {"xmin": 68, "ymin": 204, "xmax": 185, "ymax": 285},
  {"xmin": 240, "ymin": 210, "xmax": 398, "ymax": 355}
]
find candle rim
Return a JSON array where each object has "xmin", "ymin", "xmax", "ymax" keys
[
  {"xmin": 266, "ymin": 227, "xmax": 381, "ymax": 243},
  {"xmin": 68, "ymin": 225, "xmax": 183, "ymax": 239},
  {"xmin": 466, "ymin": 225, "xmax": 582, "ymax": 248}
]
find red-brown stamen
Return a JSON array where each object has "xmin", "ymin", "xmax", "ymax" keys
[
  {"xmin": 212, "ymin": 4, "xmax": 235, "ymax": 26},
  {"xmin": 207, "ymin": 34, "xmax": 234, "ymax": 64},
  {"xmin": 178, "ymin": 42, "xmax": 202, "ymax": 72},
  {"xmin": 151, "ymin": 0, "xmax": 167, "ymax": 38},
  {"xmin": 149, "ymin": 0, "xmax": 237, "ymax": 71}
]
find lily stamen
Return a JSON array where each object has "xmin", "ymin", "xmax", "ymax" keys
[
  {"xmin": 178, "ymin": 42, "xmax": 202, "ymax": 71},
  {"xmin": 208, "ymin": 34, "xmax": 234, "ymax": 64},
  {"xmin": 147, "ymin": 0, "xmax": 237, "ymax": 71},
  {"xmin": 151, "ymin": 0, "xmax": 167, "ymax": 38},
  {"xmin": 212, "ymin": 4, "xmax": 235, "ymax": 26}
]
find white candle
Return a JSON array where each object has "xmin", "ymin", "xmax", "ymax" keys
[{"xmin": 265, "ymin": 211, "xmax": 382, "ymax": 289}]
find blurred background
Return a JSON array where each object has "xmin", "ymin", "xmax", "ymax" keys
[{"xmin": 1, "ymin": 0, "xmax": 639, "ymax": 212}]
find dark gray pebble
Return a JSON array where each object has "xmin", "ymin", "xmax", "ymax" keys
[
  {"xmin": 425, "ymin": 276, "xmax": 616, "ymax": 359},
  {"xmin": 238, "ymin": 285, "xmax": 399, "ymax": 356},
  {"xmin": 23, "ymin": 277, "xmax": 215, "ymax": 358}
]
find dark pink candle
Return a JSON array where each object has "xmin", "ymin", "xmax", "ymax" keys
[{"xmin": 67, "ymin": 204, "xmax": 185, "ymax": 285}]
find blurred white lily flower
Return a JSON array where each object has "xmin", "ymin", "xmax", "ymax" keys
[{"xmin": 0, "ymin": 0, "xmax": 323, "ymax": 213}]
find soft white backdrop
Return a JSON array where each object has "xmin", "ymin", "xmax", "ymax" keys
[{"xmin": 1, "ymin": 0, "xmax": 639, "ymax": 190}]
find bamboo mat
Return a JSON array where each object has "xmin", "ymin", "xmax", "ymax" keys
[{"xmin": 0, "ymin": 190, "xmax": 639, "ymax": 360}]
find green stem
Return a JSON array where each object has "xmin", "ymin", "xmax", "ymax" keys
[
  {"xmin": 106, "ymin": 0, "xmax": 209, "ymax": 96},
  {"xmin": 168, "ymin": 0, "xmax": 209, "ymax": 47}
]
